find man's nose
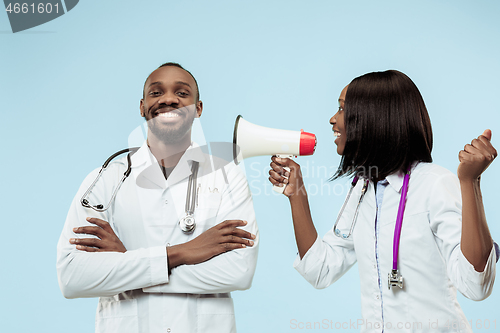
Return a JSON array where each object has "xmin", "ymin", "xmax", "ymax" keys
[{"xmin": 158, "ymin": 91, "xmax": 179, "ymax": 105}]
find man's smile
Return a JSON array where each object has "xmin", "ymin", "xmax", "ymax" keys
[
  {"xmin": 150, "ymin": 107, "xmax": 185, "ymax": 122},
  {"xmin": 157, "ymin": 112, "xmax": 180, "ymax": 118}
]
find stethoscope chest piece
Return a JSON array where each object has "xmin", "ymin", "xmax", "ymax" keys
[
  {"xmin": 178, "ymin": 161, "xmax": 200, "ymax": 234},
  {"xmin": 388, "ymin": 269, "xmax": 403, "ymax": 289},
  {"xmin": 179, "ymin": 215, "xmax": 196, "ymax": 234}
]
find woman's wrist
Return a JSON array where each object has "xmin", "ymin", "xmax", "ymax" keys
[{"xmin": 288, "ymin": 183, "xmax": 307, "ymax": 200}]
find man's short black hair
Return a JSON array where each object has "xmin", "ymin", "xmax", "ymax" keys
[
  {"xmin": 143, "ymin": 62, "xmax": 200, "ymax": 101},
  {"xmin": 333, "ymin": 70, "xmax": 433, "ymax": 180}
]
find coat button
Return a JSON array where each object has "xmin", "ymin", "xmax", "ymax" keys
[{"xmin": 167, "ymin": 329, "xmax": 171, "ymax": 333}]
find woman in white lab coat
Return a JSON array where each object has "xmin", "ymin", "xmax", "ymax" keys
[{"xmin": 269, "ymin": 70, "xmax": 497, "ymax": 333}]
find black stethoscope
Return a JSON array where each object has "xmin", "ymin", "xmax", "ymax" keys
[
  {"xmin": 81, "ymin": 148, "xmax": 200, "ymax": 234},
  {"xmin": 332, "ymin": 169, "xmax": 411, "ymax": 290}
]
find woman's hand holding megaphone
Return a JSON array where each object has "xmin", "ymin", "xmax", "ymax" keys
[
  {"xmin": 269, "ymin": 155, "xmax": 318, "ymax": 258},
  {"xmin": 269, "ymin": 156, "xmax": 305, "ymax": 197}
]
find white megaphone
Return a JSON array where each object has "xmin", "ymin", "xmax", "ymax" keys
[{"xmin": 233, "ymin": 115, "xmax": 317, "ymax": 194}]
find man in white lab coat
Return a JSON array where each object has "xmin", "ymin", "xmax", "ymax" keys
[{"xmin": 57, "ymin": 63, "xmax": 259, "ymax": 333}]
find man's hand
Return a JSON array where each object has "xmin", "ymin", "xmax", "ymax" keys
[
  {"xmin": 167, "ymin": 220, "xmax": 256, "ymax": 271},
  {"xmin": 69, "ymin": 217, "xmax": 127, "ymax": 253},
  {"xmin": 458, "ymin": 129, "xmax": 497, "ymax": 182}
]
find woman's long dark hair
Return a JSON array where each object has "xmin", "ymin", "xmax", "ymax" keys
[{"xmin": 332, "ymin": 70, "xmax": 433, "ymax": 181}]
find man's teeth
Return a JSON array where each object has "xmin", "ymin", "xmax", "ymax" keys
[{"xmin": 158, "ymin": 112, "xmax": 179, "ymax": 118}]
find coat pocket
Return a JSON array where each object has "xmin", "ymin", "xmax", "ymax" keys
[
  {"xmin": 96, "ymin": 299, "xmax": 139, "ymax": 333},
  {"xmin": 197, "ymin": 297, "xmax": 236, "ymax": 333},
  {"xmin": 194, "ymin": 193, "xmax": 222, "ymax": 227}
]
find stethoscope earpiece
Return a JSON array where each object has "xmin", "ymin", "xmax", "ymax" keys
[{"xmin": 80, "ymin": 147, "xmax": 140, "ymax": 212}]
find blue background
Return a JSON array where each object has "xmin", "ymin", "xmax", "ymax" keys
[{"xmin": 1, "ymin": 1, "xmax": 499, "ymax": 332}]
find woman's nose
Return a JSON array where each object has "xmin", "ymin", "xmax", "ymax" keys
[{"xmin": 329, "ymin": 113, "xmax": 337, "ymax": 125}]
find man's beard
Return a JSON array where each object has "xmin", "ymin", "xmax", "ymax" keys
[{"xmin": 144, "ymin": 106, "xmax": 196, "ymax": 144}]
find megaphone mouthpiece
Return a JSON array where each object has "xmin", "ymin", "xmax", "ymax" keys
[{"xmin": 299, "ymin": 131, "xmax": 317, "ymax": 156}]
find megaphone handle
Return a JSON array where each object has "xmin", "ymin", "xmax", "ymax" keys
[{"xmin": 273, "ymin": 154, "xmax": 293, "ymax": 194}]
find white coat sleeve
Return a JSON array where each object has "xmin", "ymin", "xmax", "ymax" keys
[
  {"xmin": 142, "ymin": 163, "xmax": 259, "ymax": 294},
  {"xmin": 428, "ymin": 172, "xmax": 496, "ymax": 301},
  {"xmin": 293, "ymin": 181, "xmax": 358, "ymax": 289},
  {"xmin": 56, "ymin": 167, "xmax": 170, "ymax": 299},
  {"xmin": 293, "ymin": 229, "xmax": 357, "ymax": 289}
]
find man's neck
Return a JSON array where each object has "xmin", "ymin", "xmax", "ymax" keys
[{"xmin": 147, "ymin": 133, "xmax": 191, "ymax": 168}]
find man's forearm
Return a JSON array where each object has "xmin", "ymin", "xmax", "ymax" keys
[
  {"xmin": 144, "ymin": 242, "xmax": 258, "ymax": 294},
  {"xmin": 166, "ymin": 244, "xmax": 185, "ymax": 272},
  {"xmin": 57, "ymin": 246, "xmax": 169, "ymax": 298}
]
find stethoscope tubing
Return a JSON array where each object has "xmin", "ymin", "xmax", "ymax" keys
[
  {"xmin": 81, "ymin": 147, "xmax": 201, "ymax": 235},
  {"xmin": 185, "ymin": 161, "xmax": 199, "ymax": 216},
  {"xmin": 81, "ymin": 148, "xmax": 139, "ymax": 212},
  {"xmin": 392, "ymin": 171, "xmax": 410, "ymax": 271},
  {"xmin": 333, "ymin": 168, "xmax": 411, "ymax": 274}
]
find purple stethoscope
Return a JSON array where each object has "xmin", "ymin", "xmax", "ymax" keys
[{"xmin": 333, "ymin": 169, "xmax": 411, "ymax": 290}]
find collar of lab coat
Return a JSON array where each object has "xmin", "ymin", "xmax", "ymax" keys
[
  {"xmin": 384, "ymin": 161, "xmax": 418, "ymax": 193},
  {"xmin": 130, "ymin": 141, "xmax": 206, "ymax": 189}
]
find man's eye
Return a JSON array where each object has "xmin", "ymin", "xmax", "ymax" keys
[
  {"xmin": 150, "ymin": 91, "xmax": 161, "ymax": 96},
  {"xmin": 177, "ymin": 91, "xmax": 189, "ymax": 97}
]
